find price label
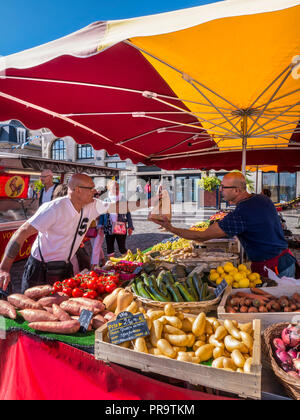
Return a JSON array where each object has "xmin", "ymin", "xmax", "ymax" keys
[
  {"xmin": 79, "ymin": 309, "xmax": 94, "ymax": 333},
  {"xmin": 107, "ymin": 311, "xmax": 150, "ymax": 345},
  {"xmin": 214, "ymin": 280, "xmax": 227, "ymax": 298}
]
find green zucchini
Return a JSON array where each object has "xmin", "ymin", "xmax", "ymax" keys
[
  {"xmin": 166, "ymin": 283, "xmax": 184, "ymax": 302},
  {"xmin": 136, "ymin": 278, "xmax": 152, "ymax": 299},
  {"xmin": 148, "ymin": 284, "xmax": 171, "ymax": 302},
  {"xmin": 175, "ymin": 282, "xmax": 195, "ymax": 302},
  {"xmin": 186, "ymin": 276, "xmax": 199, "ymax": 301}
]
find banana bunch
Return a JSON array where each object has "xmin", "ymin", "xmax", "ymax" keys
[{"xmin": 110, "ymin": 249, "xmax": 150, "ymax": 264}]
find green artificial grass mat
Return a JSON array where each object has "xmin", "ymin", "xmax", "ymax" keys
[{"xmin": 1, "ymin": 314, "xmax": 95, "ymax": 348}]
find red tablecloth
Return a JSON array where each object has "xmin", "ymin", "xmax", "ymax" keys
[{"xmin": 0, "ymin": 331, "xmax": 236, "ymax": 400}]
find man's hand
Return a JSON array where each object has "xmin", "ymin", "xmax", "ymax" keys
[
  {"xmin": 128, "ymin": 228, "xmax": 133, "ymax": 236},
  {"xmin": 0, "ymin": 269, "xmax": 11, "ymax": 291},
  {"xmin": 149, "ymin": 215, "xmax": 173, "ymax": 232}
]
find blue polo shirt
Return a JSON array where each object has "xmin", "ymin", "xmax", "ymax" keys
[{"xmin": 218, "ymin": 194, "xmax": 288, "ymax": 262}]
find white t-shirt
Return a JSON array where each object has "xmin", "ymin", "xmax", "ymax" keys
[
  {"xmin": 28, "ymin": 197, "xmax": 109, "ymax": 262},
  {"xmin": 41, "ymin": 185, "xmax": 56, "ymax": 204}
]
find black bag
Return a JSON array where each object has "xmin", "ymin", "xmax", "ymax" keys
[{"xmin": 38, "ymin": 210, "xmax": 83, "ymax": 284}]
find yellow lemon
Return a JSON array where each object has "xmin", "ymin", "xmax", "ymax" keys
[
  {"xmin": 238, "ymin": 278, "xmax": 250, "ymax": 288},
  {"xmin": 210, "ymin": 269, "xmax": 217, "ymax": 275},
  {"xmin": 229, "ymin": 267, "xmax": 238, "ymax": 275},
  {"xmin": 224, "ymin": 275, "xmax": 234, "ymax": 285},
  {"xmin": 232, "ymin": 282, "xmax": 240, "ymax": 288},
  {"xmin": 209, "ymin": 273, "xmax": 219, "ymax": 282},
  {"xmin": 245, "ymin": 269, "xmax": 252, "ymax": 276},
  {"xmin": 248, "ymin": 273, "xmax": 257, "ymax": 282},
  {"xmin": 254, "ymin": 273, "xmax": 261, "ymax": 280},
  {"xmin": 216, "ymin": 277, "xmax": 224, "ymax": 285},
  {"xmin": 217, "ymin": 266, "xmax": 224, "ymax": 275},
  {"xmin": 223, "ymin": 262, "xmax": 234, "ymax": 273},
  {"xmin": 238, "ymin": 264, "xmax": 248, "ymax": 272},
  {"xmin": 254, "ymin": 279, "xmax": 262, "ymax": 285},
  {"xmin": 233, "ymin": 273, "xmax": 243, "ymax": 282}
]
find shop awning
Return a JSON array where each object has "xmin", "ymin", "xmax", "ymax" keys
[
  {"xmin": 0, "ymin": 0, "xmax": 299, "ymax": 171},
  {"xmin": 0, "ymin": 153, "xmax": 120, "ymax": 177}
]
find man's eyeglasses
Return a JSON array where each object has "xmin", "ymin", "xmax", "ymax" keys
[
  {"xmin": 78, "ymin": 185, "xmax": 95, "ymax": 190},
  {"xmin": 220, "ymin": 185, "xmax": 238, "ymax": 190}
]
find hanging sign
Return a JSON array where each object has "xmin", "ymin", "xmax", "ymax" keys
[{"xmin": 0, "ymin": 174, "xmax": 29, "ymax": 199}]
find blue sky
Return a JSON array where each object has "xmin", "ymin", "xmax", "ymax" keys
[{"xmin": 0, "ymin": 0, "xmax": 221, "ymax": 56}]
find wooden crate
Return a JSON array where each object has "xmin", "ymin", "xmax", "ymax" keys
[
  {"xmin": 218, "ymin": 286, "xmax": 300, "ymax": 331},
  {"xmin": 95, "ymin": 319, "xmax": 262, "ymax": 400}
]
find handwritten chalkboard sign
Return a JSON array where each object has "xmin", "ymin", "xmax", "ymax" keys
[
  {"xmin": 107, "ymin": 311, "xmax": 150, "ymax": 345},
  {"xmin": 79, "ymin": 309, "xmax": 94, "ymax": 333},
  {"xmin": 214, "ymin": 280, "xmax": 227, "ymax": 298}
]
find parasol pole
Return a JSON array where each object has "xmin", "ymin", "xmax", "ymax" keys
[{"xmin": 241, "ymin": 113, "xmax": 248, "ymax": 175}]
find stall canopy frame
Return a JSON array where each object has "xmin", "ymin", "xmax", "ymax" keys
[{"xmin": 0, "ymin": 0, "xmax": 299, "ymax": 172}]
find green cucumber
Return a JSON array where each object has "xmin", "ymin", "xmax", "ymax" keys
[
  {"xmin": 192, "ymin": 273, "xmax": 203, "ymax": 302},
  {"xmin": 175, "ymin": 282, "xmax": 195, "ymax": 302}
]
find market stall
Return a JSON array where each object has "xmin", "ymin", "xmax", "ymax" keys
[{"xmin": 0, "ymin": 0, "xmax": 300, "ymax": 402}]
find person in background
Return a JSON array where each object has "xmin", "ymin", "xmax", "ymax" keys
[
  {"xmin": 98, "ymin": 180, "xmax": 134, "ymax": 260},
  {"xmin": 52, "ymin": 183, "xmax": 68, "ymax": 200},
  {"xmin": 28, "ymin": 183, "xmax": 37, "ymax": 200},
  {"xmin": 91, "ymin": 188, "xmax": 108, "ymax": 268},
  {"xmin": 144, "ymin": 180, "xmax": 152, "ymax": 200},
  {"xmin": 151, "ymin": 172, "xmax": 297, "ymax": 279},
  {"xmin": 39, "ymin": 170, "xmax": 59, "ymax": 206}
]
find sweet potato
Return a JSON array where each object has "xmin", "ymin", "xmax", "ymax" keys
[
  {"xmin": 28, "ymin": 320, "xmax": 81, "ymax": 334},
  {"xmin": 38, "ymin": 294, "xmax": 69, "ymax": 308},
  {"xmin": 8, "ymin": 294, "xmax": 42, "ymax": 310},
  {"xmin": 19, "ymin": 309, "xmax": 58, "ymax": 322},
  {"xmin": 52, "ymin": 304, "xmax": 72, "ymax": 321},
  {"xmin": 24, "ymin": 285, "xmax": 54, "ymax": 300},
  {"xmin": 69, "ymin": 298, "xmax": 105, "ymax": 312},
  {"xmin": 259, "ymin": 306, "xmax": 267, "ymax": 313},
  {"xmin": 0, "ymin": 300, "xmax": 17, "ymax": 319},
  {"xmin": 225, "ymin": 306, "xmax": 237, "ymax": 313}
]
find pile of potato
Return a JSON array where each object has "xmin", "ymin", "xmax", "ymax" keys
[{"xmin": 114, "ymin": 303, "xmax": 254, "ymax": 374}]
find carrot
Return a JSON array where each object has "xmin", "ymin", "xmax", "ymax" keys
[
  {"xmin": 248, "ymin": 307, "xmax": 258, "ymax": 313},
  {"xmin": 235, "ymin": 292, "xmax": 269, "ymax": 304},
  {"xmin": 240, "ymin": 306, "xmax": 248, "ymax": 313},
  {"xmin": 250, "ymin": 288, "xmax": 275, "ymax": 299}
]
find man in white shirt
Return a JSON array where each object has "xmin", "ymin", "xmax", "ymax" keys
[
  {"xmin": 39, "ymin": 169, "xmax": 59, "ymax": 206},
  {"xmin": 0, "ymin": 173, "xmax": 151, "ymax": 292}
]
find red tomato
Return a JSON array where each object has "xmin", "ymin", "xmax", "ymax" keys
[
  {"xmin": 66, "ymin": 278, "xmax": 77, "ymax": 289},
  {"xmin": 96, "ymin": 282, "xmax": 106, "ymax": 295},
  {"xmin": 80, "ymin": 282, "xmax": 88, "ymax": 289},
  {"xmin": 53, "ymin": 281, "xmax": 63, "ymax": 292},
  {"xmin": 89, "ymin": 271, "xmax": 97, "ymax": 277},
  {"xmin": 62, "ymin": 287, "xmax": 73, "ymax": 297},
  {"xmin": 83, "ymin": 290, "xmax": 98, "ymax": 300},
  {"xmin": 87, "ymin": 279, "xmax": 98, "ymax": 291},
  {"xmin": 105, "ymin": 282, "xmax": 117, "ymax": 294},
  {"xmin": 72, "ymin": 288, "xmax": 84, "ymax": 298}
]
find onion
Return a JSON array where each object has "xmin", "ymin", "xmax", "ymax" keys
[
  {"xmin": 273, "ymin": 338, "xmax": 286, "ymax": 351},
  {"xmin": 275, "ymin": 350, "xmax": 292, "ymax": 365},
  {"xmin": 288, "ymin": 349, "xmax": 298, "ymax": 359},
  {"xmin": 281, "ymin": 325, "xmax": 300, "ymax": 348}
]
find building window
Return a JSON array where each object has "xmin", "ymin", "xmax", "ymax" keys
[
  {"xmin": 77, "ymin": 144, "xmax": 94, "ymax": 160},
  {"xmin": 107, "ymin": 162, "xmax": 126, "ymax": 169},
  {"xmin": 51, "ymin": 139, "xmax": 66, "ymax": 161},
  {"xmin": 262, "ymin": 172, "xmax": 296, "ymax": 203}
]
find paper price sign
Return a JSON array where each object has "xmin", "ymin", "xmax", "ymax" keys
[{"xmin": 107, "ymin": 311, "xmax": 150, "ymax": 345}]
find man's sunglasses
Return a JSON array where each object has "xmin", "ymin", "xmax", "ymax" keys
[
  {"xmin": 220, "ymin": 185, "xmax": 238, "ymax": 190},
  {"xmin": 78, "ymin": 185, "xmax": 95, "ymax": 190}
]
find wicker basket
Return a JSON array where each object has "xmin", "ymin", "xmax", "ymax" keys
[
  {"xmin": 131, "ymin": 290, "xmax": 221, "ymax": 314},
  {"xmin": 263, "ymin": 322, "xmax": 300, "ymax": 400}
]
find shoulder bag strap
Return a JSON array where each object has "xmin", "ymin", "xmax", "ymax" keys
[{"xmin": 67, "ymin": 209, "xmax": 83, "ymax": 263}]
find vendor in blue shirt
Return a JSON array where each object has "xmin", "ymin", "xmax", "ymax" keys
[{"xmin": 151, "ymin": 172, "xmax": 297, "ymax": 279}]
